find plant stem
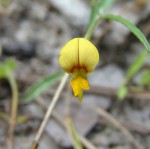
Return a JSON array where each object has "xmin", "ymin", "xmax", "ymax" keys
[
  {"xmin": 85, "ymin": 20, "xmax": 100, "ymax": 40},
  {"xmin": 7, "ymin": 75, "xmax": 18, "ymax": 149},
  {"xmin": 31, "ymin": 73, "xmax": 69, "ymax": 149}
]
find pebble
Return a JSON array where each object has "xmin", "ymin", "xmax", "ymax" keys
[{"xmin": 89, "ymin": 64, "xmax": 125, "ymax": 88}]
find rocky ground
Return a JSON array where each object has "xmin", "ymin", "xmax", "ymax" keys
[{"xmin": 0, "ymin": 0, "xmax": 150, "ymax": 149}]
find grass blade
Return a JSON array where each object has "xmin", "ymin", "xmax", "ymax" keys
[
  {"xmin": 127, "ymin": 51, "xmax": 147, "ymax": 81},
  {"xmin": 104, "ymin": 14, "xmax": 150, "ymax": 54},
  {"xmin": 140, "ymin": 70, "xmax": 150, "ymax": 87},
  {"xmin": 67, "ymin": 117, "xmax": 83, "ymax": 149},
  {"xmin": 118, "ymin": 85, "xmax": 128, "ymax": 100},
  {"xmin": 23, "ymin": 72, "xmax": 64, "ymax": 101}
]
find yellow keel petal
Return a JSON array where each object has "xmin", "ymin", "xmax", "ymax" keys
[{"xmin": 70, "ymin": 76, "xmax": 89, "ymax": 102}]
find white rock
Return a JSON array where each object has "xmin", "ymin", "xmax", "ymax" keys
[
  {"xmin": 50, "ymin": 0, "xmax": 90, "ymax": 26},
  {"xmin": 89, "ymin": 64, "xmax": 125, "ymax": 88},
  {"xmin": 83, "ymin": 95, "xmax": 111, "ymax": 110}
]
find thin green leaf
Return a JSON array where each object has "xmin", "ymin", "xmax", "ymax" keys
[
  {"xmin": 104, "ymin": 14, "xmax": 150, "ymax": 54},
  {"xmin": 127, "ymin": 51, "xmax": 147, "ymax": 81},
  {"xmin": 67, "ymin": 117, "xmax": 83, "ymax": 149},
  {"xmin": 23, "ymin": 72, "xmax": 64, "ymax": 101},
  {"xmin": 140, "ymin": 70, "xmax": 150, "ymax": 87},
  {"xmin": 118, "ymin": 85, "xmax": 128, "ymax": 100}
]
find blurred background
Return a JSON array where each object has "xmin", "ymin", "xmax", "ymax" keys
[{"xmin": 0, "ymin": 0, "xmax": 150, "ymax": 149}]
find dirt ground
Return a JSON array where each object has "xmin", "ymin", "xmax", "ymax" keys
[{"xmin": 0, "ymin": 0, "xmax": 150, "ymax": 149}]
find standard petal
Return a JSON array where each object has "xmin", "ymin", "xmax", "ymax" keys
[
  {"xmin": 59, "ymin": 38, "xmax": 79, "ymax": 73},
  {"xmin": 79, "ymin": 38, "xmax": 99, "ymax": 73}
]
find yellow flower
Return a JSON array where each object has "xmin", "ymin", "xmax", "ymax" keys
[{"xmin": 59, "ymin": 38, "xmax": 99, "ymax": 102}]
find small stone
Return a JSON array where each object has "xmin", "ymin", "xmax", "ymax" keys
[
  {"xmin": 89, "ymin": 64, "xmax": 125, "ymax": 88},
  {"xmin": 83, "ymin": 95, "xmax": 111, "ymax": 110},
  {"xmin": 46, "ymin": 120, "xmax": 71, "ymax": 148},
  {"xmin": 50, "ymin": 0, "xmax": 90, "ymax": 26}
]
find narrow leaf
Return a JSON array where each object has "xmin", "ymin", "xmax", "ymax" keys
[
  {"xmin": 118, "ymin": 85, "xmax": 128, "ymax": 100},
  {"xmin": 67, "ymin": 117, "xmax": 83, "ymax": 149},
  {"xmin": 127, "ymin": 51, "xmax": 147, "ymax": 81},
  {"xmin": 140, "ymin": 70, "xmax": 150, "ymax": 87},
  {"xmin": 23, "ymin": 72, "xmax": 64, "ymax": 101},
  {"xmin": 104, "ymin": 14, "xmax": 150, "ymax": 54}
]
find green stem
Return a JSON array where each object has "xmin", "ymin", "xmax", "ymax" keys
[
  {"xmin": 85, "ymin": 19, "xmax": 100, "ymax": 40},
  {"xmin": 7, "ymin": 74, "xmax": 18, "ymax": 149}
]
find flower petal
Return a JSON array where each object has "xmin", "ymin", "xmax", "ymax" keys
[
  {"xmin": 59, "ymin": 38, "xmax": 79, "ymax": 73},
  {"xmin": 79, "ymin": 38, "xmax": 99, "ymax": 73},
  {"xmin": 70, "ymin": 76, "xmax": 89, "ymax": 102},
  {"xmin": 59, "ymin": 38, "xmax": 99, "ymax": 74}
]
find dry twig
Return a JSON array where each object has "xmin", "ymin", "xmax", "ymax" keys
[
  {"xmin": 31, "ymin": 73, "xmax": 69, "ymax": 149},
  {"xmin": 97, "ymin": 118, "xmax": 150, "ymax": 135},
  {"xmin": 87, "ymin": 85, "xmax": 150, "ymax": 100},
  {"xmin": 95, "ymin": 108, "xmax": 144, "ymax": 149}
]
